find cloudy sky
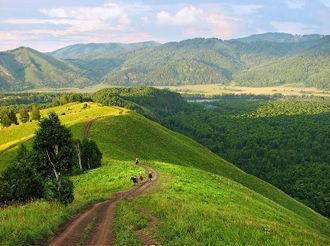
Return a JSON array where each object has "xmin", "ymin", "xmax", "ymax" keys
[{"xmin": 0, "ymin": 0, "xmax": 329, "ymax": 51}]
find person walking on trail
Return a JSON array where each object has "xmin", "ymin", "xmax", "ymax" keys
[
  {"xmin": 131, "ymin": 175, "xmax": 138, "ymax": 185},
  {"xmin": 148, "ymin": 171, "xmax": 153, "ymax": 181},
  {"xmin": 139, "ymin": 175, "xmax": 144, "ymax": 183},
  {"xmin": 135, "ymin": 158, "xmax": 139, "ymax": 165}
]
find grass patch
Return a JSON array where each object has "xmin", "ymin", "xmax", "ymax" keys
[
  {"xmin": 115, "ymin": 162, "xmax": 330, "ymax": 245},
  {"xmin": 0, "ymin": 161, "xmax": 143, "ymax": 246},
  {"xmin": 78, "ymin": 217, "xmax": 97, "ymax": 246}
]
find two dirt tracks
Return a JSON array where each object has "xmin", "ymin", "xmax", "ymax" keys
[{"xmin": 43, "ymin": 118, "xmax": 159, "ymax": 246}]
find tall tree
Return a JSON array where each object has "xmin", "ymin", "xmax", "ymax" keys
[
  {"xmin": 31, "ymin": 104, "xmax": 41, "ymax": 121},
  {"xmin": 19, "ymin": 105, "xmax": 29, "ymax": 123},
  {"xmin": 33, "ymin": 112, "xmax": 76, "ymax": 204}
]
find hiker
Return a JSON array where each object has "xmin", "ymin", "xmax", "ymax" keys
[
  {"xmin": 148, "ymin": 171, "xmax": 153, "ymax": 181},
  {"xmin": 135, "ymin": 158, "xmax": 139, "ymax": 165},
  {"xmin": 131, "ymin": 175, "xmax": 138, "ymax": 185},
  {"xmin": 139, "ymin": 175, "xmax": 144, "ymax": 183}
]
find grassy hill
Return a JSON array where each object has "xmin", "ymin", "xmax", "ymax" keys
[
  {"xmin": 0, "ymin": 47, "xmax": 92, "ymax": 91},
  {"xmin": 0, "ymin": 103, "xmax": 329, "ymax": 245},
  {"xmin": 0, "ymin": 102, "xmax": 124, "ymax": 172}
]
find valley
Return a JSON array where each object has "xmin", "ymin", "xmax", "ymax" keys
[{"xmin": 0, "ymin": 89, "xmax": 329, "ymax": 245}]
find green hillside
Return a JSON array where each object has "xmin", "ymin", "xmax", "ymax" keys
[
  {"xmin": 0, "ymin": 47, "xmax": 91, "ymax": 91},
  {"xmin": 97, "ymin": 35, "xmax": 330, "ymax": 89},
  {"xmin": 1, "ymin": 33, "xmax": 330, "ymax": 91},
  {"xmin": 50, "ymin": 41, "xmax": 160, "ymax": 59},
  {"xmin": 0, "ymin": 104, "xmax": 329, "ymax": 245}
]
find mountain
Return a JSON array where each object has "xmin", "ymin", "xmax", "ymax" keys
[
  {"xmin": 1, "ymin": 33, "xmax": 330, "ymax": 91},
  {"xmin": 0, "ymin": 100, "xmax": 329, "ymax": 245},
  {"xmin": 50, "ymin": 41, "xmax": 160, "ymax": 59},
  {"xmin": 0, "ymin": 47, "xmax": 91, "ymax": 91},
  {"xmin": 101, "ymin": 38, "xmax": 242, "ymax": 86},
  {"xmin": 235, "ymin": 32, "xmax": 325, "ymax": 43}
]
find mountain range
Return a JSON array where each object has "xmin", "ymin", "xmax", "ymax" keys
[{"xmin": 0, "ymin": 32, "xmax": 329, "ymax": 91}]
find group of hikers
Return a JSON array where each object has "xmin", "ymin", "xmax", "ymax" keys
[{"xmin": 130, "ymin": 158, "xmax": 153, "ymax": 185}]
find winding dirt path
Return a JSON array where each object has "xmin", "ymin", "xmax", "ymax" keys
[
  {"xmin": 43, "ymin": 118, "xmax": 159, "ymax": 246},
  {"xmin": 82, "ymin": 117, "xmax": 101, "ymax": 138}
]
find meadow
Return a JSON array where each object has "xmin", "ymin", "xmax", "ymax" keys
[
  {"xmin": 0, "ymin": 161, "xmax": 143, "ymax": 246},
  {"xmin": 0, "ymin": 102, "xmax": 125, "ymax": 171},
  {"xmin": 115, "ymin": 162, "xmax": 330, "ymax": 245},
  {"xmin": 0, "ymin": 105, "xmax": 329, "ymax": 245}
]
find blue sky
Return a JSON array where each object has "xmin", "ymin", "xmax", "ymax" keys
[{"xmin": 0, "ymin": 0, "xmax": 329, "ymax": 51}]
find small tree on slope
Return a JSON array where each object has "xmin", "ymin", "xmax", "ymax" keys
[
  {"xmin": 19, "ymin": 105, "xmax": 29, "ymax": 123},
  {"xmin": 33, "ymin": 112, "xmax": 76, "ymax": 204},
  {"xmin": 31, "ymin": 104, "xmax": 41, "ymax": 121}
]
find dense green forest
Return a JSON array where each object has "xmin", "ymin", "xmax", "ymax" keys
[
  {"xmin": 161, "ymin": 96, "xmax": 330, "ymax": 217},
  {"xmin": 1, "ymin": 33, "xmax": 330, "ymax": 91}
]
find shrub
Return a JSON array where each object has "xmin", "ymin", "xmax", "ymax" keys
[{"xmin": 43, "ymin": 176, "xmax": 74, "ymax": 205}]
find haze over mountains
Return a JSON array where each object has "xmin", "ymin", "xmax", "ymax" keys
[{"xmin": 0, "ymin": 33, "xmax": 329, "ymax": 91}]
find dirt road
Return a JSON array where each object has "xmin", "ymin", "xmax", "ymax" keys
[{"xmin": 43, "ymin": 118, "xmax": 159, "ymax": 246}]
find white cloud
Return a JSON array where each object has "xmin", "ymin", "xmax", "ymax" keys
[
  {"xmin": 232, "ymin": 5, "xmax": 263, "ymax": 15},
  {"xmin": 156, "ymin": 5, "xmax": 242, "ymax": 39},
  {"xmin": 272, "ymin": 21, "xmax": 318, "ymax": 34},
  {"xmin": 156, "ymin": 6, "xmax": 203, "ymax": 26},
  {"xmin": 286, "ymin": 0, "xmax": 305, "ymax": 9},
  {"xmin": 0, "ymin": 3, "xmax": 131, "ymax": 37}
]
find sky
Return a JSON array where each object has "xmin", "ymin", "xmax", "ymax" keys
[{"xmin": 0, "ymin": 0, "xmax": 329, "ymax": 52}]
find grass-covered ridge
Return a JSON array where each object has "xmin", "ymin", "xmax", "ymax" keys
[
  {"xmin": 0, "ymin": 104, "xmax": 329, "ymax": 245},
  {"xmin": 87, "ymin": 112, "xmax": 330, "ymax": 239},
  {"xmin": 0, "ymin": 102, "xmax": 125, "ymax": 171},
  {"xmin": 115, "ymin": 162, "xmax": 329, "ymax": 245}
]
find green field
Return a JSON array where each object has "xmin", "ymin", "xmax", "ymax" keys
[
  {"xmin": 0, "ymin": 106, "xmax": 329, "ymax": 245},
  {"xmin": 0, "ymin": 102, "xmax": 125, "ymax": 171}
]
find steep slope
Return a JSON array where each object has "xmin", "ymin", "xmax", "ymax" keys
[
  {"xmin": 50, "ymin": 41, "xmax": 160, "ymax": 59},
  {"xmin": 88, "ymin": 112, "xmax": 330, "ymax": 238},
  {"xmin": 0, "ymin": 47, "xmax": 91, "ymax": 91}
]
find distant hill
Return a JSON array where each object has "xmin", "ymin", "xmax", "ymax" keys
[
  {"xmin": 235, "ymin": 32, "xmax": 325, "ymax": 43},
  {"xmin": 50, "ymin": 41, "xmax": 160, "ymax": 59},
  {"xmin": 0, "ymin": 47, "xmax": 91, "ymax": 91},
  {"xmin": 1, "ymin": 33, "xmax": 330, "ymax": 91}
]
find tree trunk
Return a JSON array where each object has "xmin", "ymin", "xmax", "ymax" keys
[
  {"xmin": 76, "ymin": 143, "xmax": 82, "ymax": 170},
  {"xmin": 46, "ymin": 149, "xmax": 61, "ymax": 199}
]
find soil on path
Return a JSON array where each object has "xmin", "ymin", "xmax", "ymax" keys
[{"xmin": 43, "ymin": 118, "xmax": 159, "ymax": 246}]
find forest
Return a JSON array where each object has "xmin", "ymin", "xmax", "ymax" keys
[{"xmin": 162, "ymin": 96, "xmax": 330, "ymax": 217}]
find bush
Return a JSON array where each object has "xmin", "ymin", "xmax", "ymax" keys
[
  {"xmin": 44, "ymin": 176, "xmax": 74, "ymax": 205},
  {"xmin": 81, "ymin": 138, "xmax": 102, "ymax": 170},
  {"xmin": 0, "ymin": 146, "xmax": 43, "ymax": 204}
]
